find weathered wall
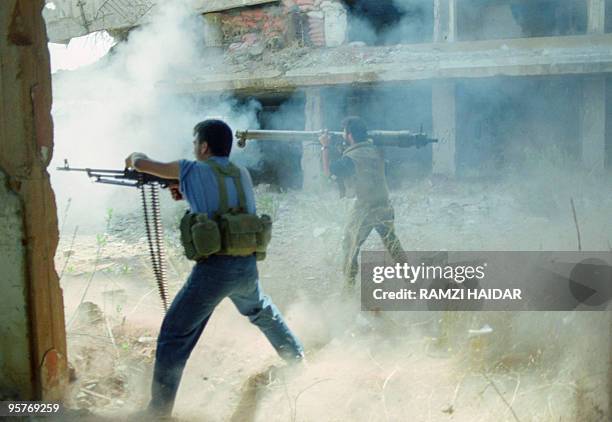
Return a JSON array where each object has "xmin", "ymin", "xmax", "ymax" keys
[
  {"xmin": 220, "ymin": 0, "xmax": 339, "ymax": 50},
  {"xmin": 0, "ymin": 0, "xmax": 67, "ymax": 400},
  {"xmin": 221, "ymin": 2, "xmax": 290, "ymax": 50},
  {"xmin": 0, "ymin": 172, "xmax": 30, "ymax": 399},
  {"xmin": 43, "ymin": 0, "xmax": 336, "ymax": 46}
]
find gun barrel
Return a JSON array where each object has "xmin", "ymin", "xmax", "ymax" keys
[
  {"xmin": 56, "ymin": 166, "xmax": 124, "ymax": 175},
  {"xmin": 56, "ymin": 162, "xmax": 177, "ymax": 188}
]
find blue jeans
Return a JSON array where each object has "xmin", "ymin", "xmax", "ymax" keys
[{"xmin": 149, "ymin": 255, "xmax": 304, "ymax": 415}]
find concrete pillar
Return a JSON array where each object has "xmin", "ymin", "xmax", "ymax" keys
[
  {"xmin": 202, "ymin": 12, "xmax": 223, "ymax": 47},
  {"xmin": 433, "ymin": 0, "xmax": 457, "ymax": 42},
  {"xmin": 432, "ymin": 1, "xmax": 457, "ymax": 176},
  {"xmin": 321, "ymin": 1, "xmax": 347, "ymax": 47},
  {"xmin": 432, "ymin": 81, "xmax": 457, "ymax": 176},
  {"xmin": 587, "ymin": 0, "xmax": 606, "ymax": 34},
  {"xmin": 303, "ymin": 88, "xmax": 324, "ymax": 190},
  {"xmin": 609, "ymin": 313, "xmax": 612, "ymax": 421},
  {"xmin": 0, "ymin": 0, "xmax": 67, "ymax": 400},
  {"xmin": 580, "ymin": 76, "xmax": 606, "ymax": 173}
]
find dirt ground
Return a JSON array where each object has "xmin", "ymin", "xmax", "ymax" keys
[{"xmin": 55, "ymin": 170, "xmax": 611, "ymax": 421}]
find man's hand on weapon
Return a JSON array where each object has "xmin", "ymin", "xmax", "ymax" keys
[
  {"xmin": 123, "ymin": 152, "xmax": 182, "ymax": 201},
  {"xmin": 319, "ymin": 130, "xmax": 331, "ymax": 148},
  {"xmin": 169, "ymin": 183, "xmax": 183, "ymax": 201},
  {"xmin": 319, "ymin": 130, "xmax": 334, "ymax": 178},
  {"xmin": 125, "ymin": 152, "xmax": 149, "ymax": 170}
]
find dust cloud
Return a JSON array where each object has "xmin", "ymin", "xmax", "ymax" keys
[
  {"xmin": 58, "ymin": 169, "xmax": 612, "ymax": 421},
  {"xmin": 50, "ymin": 1, "xmax": 611, "ymax": 421},
  {"xmin": 50, "ymin": 1, "xmax": 261, "ymax": 234}
]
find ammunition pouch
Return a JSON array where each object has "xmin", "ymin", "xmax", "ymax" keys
[
  {"xmin": 180, "ymin": 159, "xmax": 273, "ymax": 261},
  {"xmin": 217, "ymin": 212, "xmax": 272, "ymax": 257},
  {"xmin": 180, "ymin": 212, "xmax": 221, "ymax": 261},
  {"xmin": 180, "ymin": 211, "xmax": 272, "ymax": 261}
]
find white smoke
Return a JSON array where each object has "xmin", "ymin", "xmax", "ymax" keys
[{"xmin": 50, "ymin": 1, "xmax": 261, "ymax": 232}]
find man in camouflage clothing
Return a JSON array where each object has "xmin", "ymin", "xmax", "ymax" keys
[{"xmin": 320, "ymin": 116, "xmax": 405, "ymax": 286}]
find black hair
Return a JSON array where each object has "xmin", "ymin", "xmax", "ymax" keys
[
  {"xmin": 342, "ymin": 116, "xmax": 368, "ymax": 143},
  {"xmin": 193, "ymin": 119, "xmax": 233, "ymax": 157}
]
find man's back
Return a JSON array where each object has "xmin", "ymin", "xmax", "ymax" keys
[
  {"xmin": 342, "ymin": 141, "xmax": 390, "ymax": 206},
  {"xmin": 178, "ymin": 156, "xmax": 256, "ymax": 218}
]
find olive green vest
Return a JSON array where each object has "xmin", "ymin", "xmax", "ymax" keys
[
  {"xmin": 343, "ymin": 141, "xmax": 389, "ymax": 206},
  {"xmin": 180, "ymin": 159, "xmax": 272, "ymax": 261}
]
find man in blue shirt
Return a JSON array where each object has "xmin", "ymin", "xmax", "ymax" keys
[{"xmin": 125, "ymin": 119, "xmax": 304, "ymax": 418}]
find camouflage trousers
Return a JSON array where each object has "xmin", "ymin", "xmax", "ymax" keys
[{"xmin": 342, "ymin": 202, "xmax": 405, "ymax": 285}]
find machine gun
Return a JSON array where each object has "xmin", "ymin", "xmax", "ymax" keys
[
  {"xmin": 56, "ymin": 159, "xmax": 177, "ymax": 312},
  {"xmin": 235, "ymin": 129, "xmax": 437, "ymax": 149},
  {"xmin": 56, "ymin": 159, "xmax": 177, "ymax": 188}
]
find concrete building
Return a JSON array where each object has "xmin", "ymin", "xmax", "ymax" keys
[
  {"xmin": 1, "ymin": 0, "xmax": 611, "ymax": 404},
  {"xmin": 44, "ymin": 0, "xmax": 612, "ymax": 185}
]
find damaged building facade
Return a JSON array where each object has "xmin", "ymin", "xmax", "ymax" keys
[{"xmin": 44, "ymin": 0, "xmax": 612, "ymax": 189}]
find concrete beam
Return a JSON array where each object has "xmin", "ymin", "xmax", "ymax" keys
[
  {"xmin": 43, "ymin": 0, "xmax": 139, "ymax": 43},
  {"xmin": 432, "ymin": 81, "xmax": 456, "ymax": 176},
  {"xmin": 587, "ymin": 0, "xmax": 606, "ymax": 34},
  {"xmin": 194, "ymin": 0, "xmax": 278, "ymax": 14},
  {"xmin": 43, "ymin": 0, "xmax": 279, "ymax": 43},
  {"xmin": 166, "ymin": 34, "xmax": 612, "ymax": 95},
  {"xmin": 580, "ymin": 76, "xmax": 606, "ymax": 172}
]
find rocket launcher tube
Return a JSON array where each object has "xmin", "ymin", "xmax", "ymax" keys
[{"xmin": 235, "ymin": 129, "xmax": 438, "ymax": 148}]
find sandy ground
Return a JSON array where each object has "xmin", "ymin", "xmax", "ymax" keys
[{"xmin": 55, "ymin": 171, "xmax": 612, "ymax": 421}]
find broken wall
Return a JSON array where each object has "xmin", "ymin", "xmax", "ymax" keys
[
  {"xmin": 0, "ymin": 0, "xmax": 67, "ymax": 400},
  {"xmin": 219, "ymin": 0, "xmax": 346, "ymax": 51},
  {"xmin": 221, "ymin": 2, "xmax": 291, "ymax": 50}
]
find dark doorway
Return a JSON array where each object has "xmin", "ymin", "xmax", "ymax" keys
[{"xmin": 342, "ymin": 0, "xmax": 432, "ymax": 45}]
